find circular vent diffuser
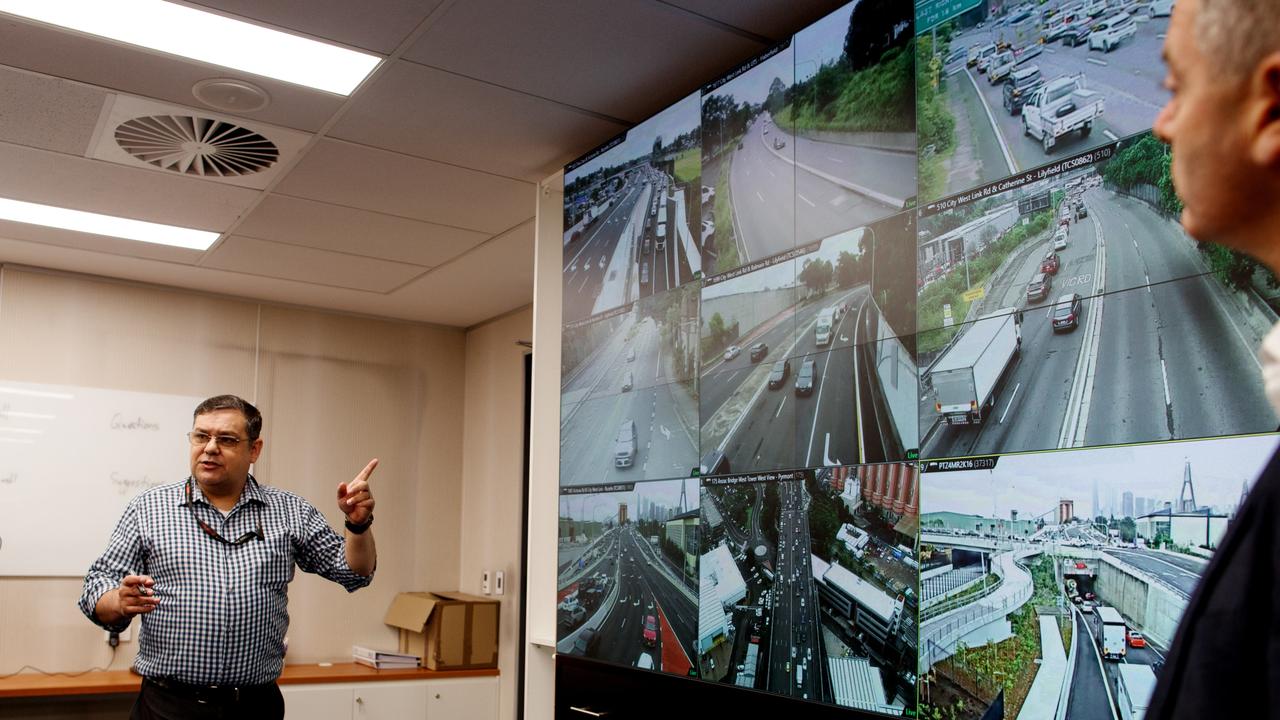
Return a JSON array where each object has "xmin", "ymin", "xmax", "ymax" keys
[{"xmin": 114, "ymin": 115, "xmax": 279, "ymax": 177}]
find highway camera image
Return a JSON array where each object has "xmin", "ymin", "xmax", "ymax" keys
[
  {"xmin": 563, "ymin": 92, "xmax": 701, "ymax": 325},
  {"xmin": 700, "ymin": 0, "xmax": 915, "ymax": 277},
  {"xmin": 917, "ymin": 435, "xmax": 1277, "ymax": 719},
  {"xmin": 700, "ymin": 212, "xmax": 920, "ymax": 474},
  {"xmin": 557, "ymin": 478, "xmax": 701, "ymax": 677},
  {"xmin": 918, "ymin": 0, "xmax": 1173, "ymax": 204},
  {"xmin": 560, "ymin": 284, "xmax": 699, "ymax": 487},
  {"xmin": 916, "ymin": 135, "xmax": 1275, "ymax": 460},
  {"xmin": 698, "ymin": 465, "xmax": 919, "ymax": 713}
]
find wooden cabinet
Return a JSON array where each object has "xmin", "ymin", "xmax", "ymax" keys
[{"xmin": 283, "ymin": 675, "xmax": 499, "ymax": 720}]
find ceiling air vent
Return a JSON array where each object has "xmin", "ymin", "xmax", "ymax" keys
[{"xmin": 114, "ymin": 115, "xmax": 279, "ymax": 178}]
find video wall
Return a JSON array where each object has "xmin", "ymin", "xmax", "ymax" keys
[{"xmin": 556, "ymin": 1, "xmax": 1277, "ymax": 717}]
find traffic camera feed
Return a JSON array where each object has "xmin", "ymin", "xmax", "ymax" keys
[
  {"xmin": 698, "ymin": 465, "xmax": 919, "ymax": 712},
  {"xmin": 918, "ymin": 434, "xmax": 1277, "ymax": 719},
  {"xmin": 918, "ymin": 0, "xmax": 1172, "ymax": 205},
  {"xmin": 557, "ymin": 0, "xmax": 1280, "ymax": 717},
  {"xmin": 557, "ymin": 478, "xmax": 701, "ymax": 677}
]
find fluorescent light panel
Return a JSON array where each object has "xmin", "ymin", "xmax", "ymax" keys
[
  {"xmin": 0, "ymin": 198, "xmax": 219, "ymax": 250},
  {"xmin": 0, "ymin": 0, "xmax": 381, "ymax": 95}
]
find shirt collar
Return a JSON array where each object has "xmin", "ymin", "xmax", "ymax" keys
[{"xmin": 183, "ymin": 474, "xmax": 267, "ymax": 508}]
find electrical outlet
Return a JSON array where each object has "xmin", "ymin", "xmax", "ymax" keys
[
  {"xmin": 481, "ymin": 570, "xmax": 491, "ymax": 595},
  {"xmin": 495, "ymin": 570, "xmax": 505, "ymax": 595}
]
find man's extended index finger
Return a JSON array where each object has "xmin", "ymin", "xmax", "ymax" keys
[{"xmin": 356, "ymin": 458, "xmax": 379, "ymax": 483}]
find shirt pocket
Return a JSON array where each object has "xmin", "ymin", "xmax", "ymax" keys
[{"xmin": 251, "ymin": 529, "xmax": 295, "ymax": 591}]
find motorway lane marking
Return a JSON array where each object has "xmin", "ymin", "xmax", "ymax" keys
[
  {"xmin": 964, "ymin": 67, "xmax": 1017, "ymax": 175},
  {"xmin": 1103, "ymin": 130, "xmax": 1118, "ymax": 141},
  {"xmin": 1087, "ymin": 58, "xmax": 1108, "ymax": 66},
  {"xmin": 775, "ymin": 395, "xmax": 787, "ymax": 419},
  {"xmin": 1160, "ymin": 359, "xmax": 1171, "ymax": 407},
  {"xmin": 576, "ymin": 273, "xmax": 591, "ymax": 293},
  {"xmin": 803, "ymin": 353, "xmax": 833, "ymax": 466},
  {"xmin": 999, "ymin": 383, "xmax": 1021, "ymax": 424},
  {"xmin": 756, "ymin": 191, "xmax": 765, "ymax": 203},
  {"xmin": 798, "ymin": 193, "xmax": 816, "ymax": 208},
  {"xmin": 826, "ymin": 156, "xmax": 843, "ymax": 163},
  {"xmin": 768, "ymin": 169, "xmax": 775, "ymax": 178}
]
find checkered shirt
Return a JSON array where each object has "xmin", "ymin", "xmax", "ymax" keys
[{"xmin": 78, "ymin": 475, "xmax": 373, "ymax": 685}]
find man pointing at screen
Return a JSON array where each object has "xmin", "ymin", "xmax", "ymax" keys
[
  {"xmin": 79, "ymin": 395, "xmax": 377, "ymax": 720},
  {"xmin": 1147, "ymin": 0, "xmax": 1280, "ymax": 716}
]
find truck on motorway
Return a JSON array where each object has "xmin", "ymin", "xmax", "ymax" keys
[
  {"xmin": 1021, "ymin": 74, "xmax": 1105, "ymax": 154},
  {"xmin": 815, "ymin": 307, "xmax": 836, "ymax": 346},
  {"xmin": 1095, "ymin": 605, "xmax": 1128, "ymax": 660},
  {"xmin": 929, "ymin": 308, "xmax": 1023, "ymax": 425},
  {"xmin": 1115, "ymin": 663, "xmax": 1157, "ymax": 719},
  {"xmin": 734, "ymin": 642, "xmax": 759, "ymax": 688}
]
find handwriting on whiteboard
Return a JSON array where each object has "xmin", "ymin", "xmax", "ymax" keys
[{"xmin": 110, "ymin": 414, "xmax": 160, "ymax": 431}]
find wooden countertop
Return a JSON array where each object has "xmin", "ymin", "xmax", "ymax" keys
[{"xmin": 0, "ymin": 663, "xmax": 498, "ymax": 699}]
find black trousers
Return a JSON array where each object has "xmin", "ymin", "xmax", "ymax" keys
[{"xmin": 131, "ymin": 677, "xmax": 284, "ymax": 720}]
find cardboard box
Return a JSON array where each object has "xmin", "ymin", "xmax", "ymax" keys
[{"xmin": 383, "ymin": 591, "xmax": 499, "ymax": 670}]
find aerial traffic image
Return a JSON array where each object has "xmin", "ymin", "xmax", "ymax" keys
[{"xmin": 918, "ymin": 434, "xmax": 1276, "ymax": 719}]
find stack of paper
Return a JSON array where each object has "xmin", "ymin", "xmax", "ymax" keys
[{"xmin": 352, "ymin": 645, "xmax": 421, "ymax": 669}]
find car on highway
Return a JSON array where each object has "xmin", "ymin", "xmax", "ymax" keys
[
  {"xmin": 1041, "ymin": 250, "xmax": 1061, "ymax": 275},
  {"xmin": 642, "ymin": 615, "xmax": 658, "ymax": 647},
  {"xmin": 1088, "ymin": 13, "xmax": 1136, "ymax": 52},
  {"xmin": 988, "ymin": 50, "xmax": 1017, "ymax": 84},
  {"xmin": 767, "ymin": 359, "xmax": 791, "ymax": 389},
  {"xmin": 794, "ymin": 358, "xmax": 816, "ymax": 397},
  {"xmin": 572, "ymin": 628, "xmax": 598, "ymax": 655},
  {"xmin": 1127, "ymin": 629, "xmax": 1146, "ymax": 648},
  {"xmin": 724, "ymin": 345, "xmax": 741, "ymax": 362},
  {"xmin": 627, "ymin": 348, "xmax": 636, "ymax": 362},
  {"xmin": 1051, "ymin": 293, "xmax": 1083, "ymax": 332},
  {"xmin": 763, "ymin": 126, "xmax": 770, "ymax": 135},
  {"xmin": 974, "ymin": 43, "xmax": 999, "ymax": 73},
  {"xmin": 614, "ymin": 420, "xmax": 637, "ymax": 468},
  {"xmin": 640, "ymin": 261, "xmax": 649, "ymax": 285},
  {"xmin": 622, "ymin": 371, "xmax": 633, "ymax": 392},
  {"xmin": 945, "ymin": 47, "xmax": 968, "ymax": 67},
  {"xmin": 1003, "ymin": 64, "xmax": 1044, "ymax": 115},
  {"xmin": 773, "ymin": 137, "xmax": 786, "ymax": 150},
  {"xmin": 1027, "ymin": 272, "xmax": 1053, "ymax": 302},
  {"xmin": 637, "ymin": 652, "xmax": 654, "ymax": 670},
  {"xmin": 1086, "ymin": 0, "xmax": 1109, "ymax": 16},
  {"xmin": 702, "ymin": 185, "xmax": 715, "ymax": 204},
  {"xmin": 702, "ymin": 219, "xmax": 715, "ymax": 243},
  {"xmin": 1060, "ymin": 20, "xmax": 1096, "ymax": 46},
  {"xmin": 1053, "ymin": 228, "xmax": 1069, "ymax": 250},
  {"xmin": 750, "ymin": 342, "xmax": 768, "ymax": 362},
  {"xmin": 1151, "ymin": 0, "xmax": 1174, "ymax": 16},
  {"xmin": 656, "ymin": 219, "xmax": 667, "ymax": 251}
]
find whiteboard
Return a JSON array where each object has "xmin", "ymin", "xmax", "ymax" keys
[{"xmin": 0, "ymin": 380, "xmax": 206, "ymax": 576}]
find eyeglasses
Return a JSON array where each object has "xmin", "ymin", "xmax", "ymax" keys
[
  {"xmin": 187, "ymin": 431, "xmax": 251, "ymax": 449},
  {"xmin": 184, "ymin": 477, "xmax": 263, "ymax": 545}
]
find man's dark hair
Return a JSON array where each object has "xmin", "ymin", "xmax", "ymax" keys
[{"xmin": 193, "ymin": 395, "xmax": 263, "ymax": 440}]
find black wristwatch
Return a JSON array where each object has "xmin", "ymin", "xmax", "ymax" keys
[{"xmin": 345, "ymin": 514, "xmax": 374, "ymax": 534}]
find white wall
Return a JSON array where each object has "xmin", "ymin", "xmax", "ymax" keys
[
  {"xmin": 460, "ymin": 306, "xmax": 533, "ymax": 720},
  {"xmin": 524, "ymin": 172, "xmax": 564, "ymax": 720}
]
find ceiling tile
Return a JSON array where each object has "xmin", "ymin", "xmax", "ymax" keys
[
  {"xmin": 273, "ymin": 139, "xmax": 535, "ymax": 235},
  {"xmin": 0, "ymin": 142, "xmax": 259, "ymax": 230},
  {"xmin": 186, "ymin": 0, "xmax": 444, "ymax": 55},
  {"xmin": 0, "ymin": 64, "xmax": 106, "ymax": 156},
  {"xmin": 332, "ymin": 60, "xmax": 629, "ymax": 182},
  {"xmin": 404, "ymin": 0, "xmax": 767, "ymax": 123},
  {"xmin": 0, "ymin": 16, "xmax": 343, "ymax": 133},
  {"xmin": 237, "ymin": 195, "xmax": 489, "ymax": 267},
  {"xmin": 663, "ymin": 0, "xmax": 845, "ymax": 41},
  {"xmin": 389, "ymin": 220, "xmax": 535, "ymax": 326},
  {"xmin": 204, "ymin": 235, "xmax": 427, "ymax": 292}
]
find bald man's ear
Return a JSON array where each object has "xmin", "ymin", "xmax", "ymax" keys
[{"xmin": 1249, "ymin": 53, "xmax": 1280, "ymax": 168}]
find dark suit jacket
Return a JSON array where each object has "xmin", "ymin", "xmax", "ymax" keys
[{"xmin": 1145, "ymin": 444, "xmax": 1280, "ymax": 719}]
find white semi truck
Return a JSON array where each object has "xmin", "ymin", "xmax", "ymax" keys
[{"xmin": 929, "ymin": 308, "xmax": 1023, "ymax": 425}]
